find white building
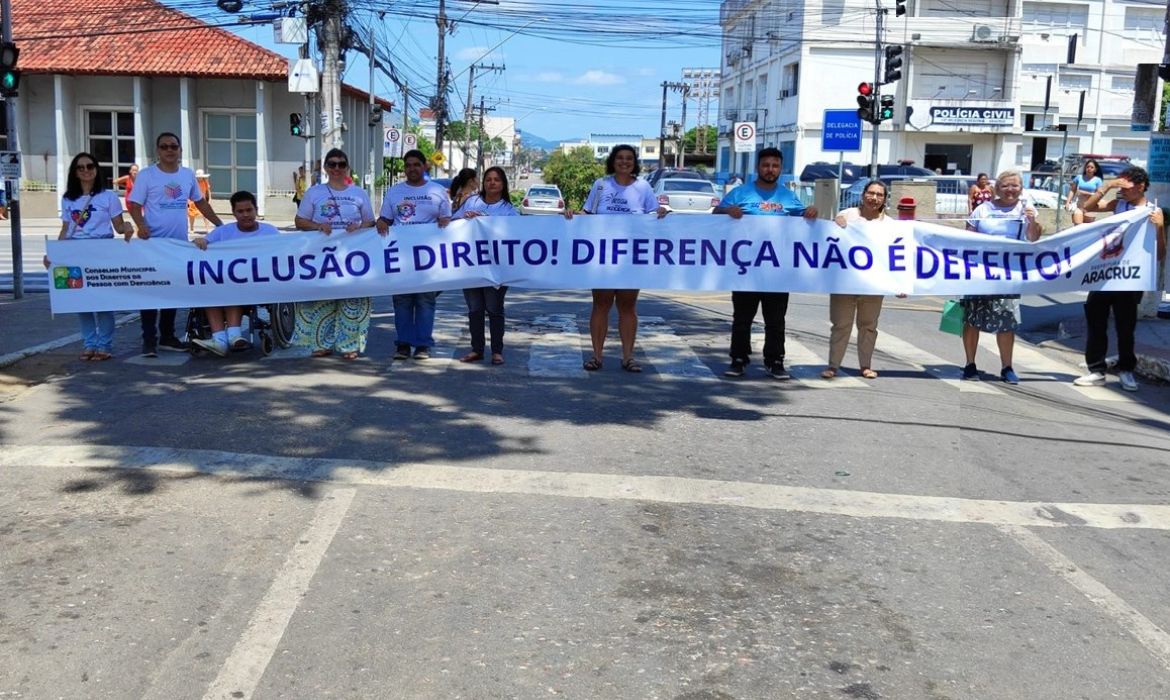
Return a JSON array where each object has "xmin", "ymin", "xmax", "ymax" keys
[{"xmin": 716, "ymin": 0, "xmax": 1164, "ymax": 178}]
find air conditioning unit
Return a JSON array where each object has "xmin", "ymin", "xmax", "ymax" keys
[
  {"xmin": 971, "ymin": 25, "xmax": 995, "ymax": 42},
  {"xmin": 778, "ymin": 89, "xmax": 791, "ymax": 99}
]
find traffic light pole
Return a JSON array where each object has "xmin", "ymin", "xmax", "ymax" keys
[
  {"xmin": 869, "ymin": 6, "xmax": 884, "ymax": 180},
  {"xmin": 2, "ymin": 0, "xmax": 22, "ymax": 299}
]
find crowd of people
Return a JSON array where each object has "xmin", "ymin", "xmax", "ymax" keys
[{"xmin": 43, "ymin": 135, "xmax": 1166, "ymax": 392}]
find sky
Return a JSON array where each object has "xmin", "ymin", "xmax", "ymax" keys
[{"xmin": 174, "ymin": 0, "xmax": 722, "ymax": 145}]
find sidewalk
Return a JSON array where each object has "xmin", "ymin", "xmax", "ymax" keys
[{"xmin": 0, "ymin": 293, "xmax": 139, "ymax": 368}]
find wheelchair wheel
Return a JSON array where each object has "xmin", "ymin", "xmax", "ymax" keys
[{"xmin": 270, "ymin": 303, "xmax": 297, "ymax": 348}]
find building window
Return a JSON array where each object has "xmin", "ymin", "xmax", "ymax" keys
[
  {"xmin": 644, "ymin": 146, "xmax": 656, "ymax": 155},
  {"xmin": 1021, "ymin": 63, "xmax": 1057, "ymax": 76},
  {"xmin": 203, "ymin": 112, "xmax": 257, "ymax": 199},
  {"xmin": 782, "ymin": 62, "xmax": 800, "ymax": 97},
  {"xmin": 757, "ymin": 75, "xmax": 768, "ymax": 106},
  {"xmin": 85, "ymin": 110, "xmax": 136, "ymax": 190},
  {"xmin": 1021, "ymin": 2, "xmax": 1088, "ymax": 33},
  {"xmin": 1059, "ymin": 73, "xmax": 1091, "ymax": 90},
  {"xmin": 1125, "ymin": 7, "xmax": 1162, "ymax": 32},
  {"xmin": 1111, "ymin": 75, "xmax": 1135, "ymax": 93}
]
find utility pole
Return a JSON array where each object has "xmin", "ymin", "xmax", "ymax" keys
[
  {"xmin": 678, "ymin": 85, "xmax": 689, "ymax": 168},
  {"xmin": 658, "ymin": 81, "xmax": 688, "ymax": 170},
  {"xmin": 320, "ymin": 0, "xmax": 345, "ymax": 150},
  {"xmin": 2, "ymin": 0, "xmax": 23, "ymax": 298},
  {"xmin": 475, "ymin": 96, "xmax": 497, "ymax": 172},
  {"xmin": 464, "ymin": 63, "xmax": 503, "ymax": 170},
  {"xmin": 869, "ymin": 4, "xmax": 884, "ymax": 180},
  {"xmin": 434, "ymin": 0, "xmax": 449, "ymax": 161}
]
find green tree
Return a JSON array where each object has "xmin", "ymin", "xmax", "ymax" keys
[
  {"xmin": 683, "ymin": 125, "xmax": 717, "ymax": 155},
  {"xmin": 543, "ymin": 146, "xmax": 604, "ymax": 210}
]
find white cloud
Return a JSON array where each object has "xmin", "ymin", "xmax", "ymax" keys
[
  {"xmin": 574, "ymin": 70, "xmax": 624, "ymax": 86},
  {"xmin": 456, "ymin": 46, "xmax": 495, "ymax": 61},
  {"xmin": 533, "ymin": 71, "xmax": 564, "ymax": 82},
  {"xmin": 637, "ymin": 67, "xmax": 656, "ymax": 77}
]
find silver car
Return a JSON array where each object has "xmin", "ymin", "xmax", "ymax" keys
[
  {"xmin": 653, "ymin": 178, "xmax": 720, "ymax": 214},
  {"xmin": 521, "ymin": 185, "xmax": 564, "ymax": 215}
]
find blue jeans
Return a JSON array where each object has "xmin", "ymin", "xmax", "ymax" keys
[
  {"xmin": 78, "ymin": 311, "xmax": 116, "ymax": 352},
  {"xmin": 392, "ymin": 292, "xmax": 439, "ymax": 347}
]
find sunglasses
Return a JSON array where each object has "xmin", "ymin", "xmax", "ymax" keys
[
  {"xmin": 325, "ymin": 160, "xmax": 348, "ymax": 169},
  {"xmin": 158, "ymin": 143, "xmax": 180, "ymax": 151},
  {"xmin": 75, "ymin": 163, "xmax": 97, "ymax": 171}
]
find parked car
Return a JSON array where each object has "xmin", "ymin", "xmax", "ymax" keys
[
  {"xmin": 799, "ymin": 162, "xmax": 935, "ymax": 185},
  {"xmin": 653, "ymin": 178, "xmax": 720, "ymax": 214},
  {"xmin": 520, "ymin": 185, "xmax": 564, "ymax": 215},
  {"xmin": 646, "ymin": 167, "xmax": 707, "ymax": 189}
]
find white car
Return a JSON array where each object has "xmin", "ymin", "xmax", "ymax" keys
[
  {"xmin": 520, "ymin": 185, "xmax": 564, "ymax": 215},
  {"xmin": 653, "ymin": 178, "xmax": 720, "ymax": 214}
]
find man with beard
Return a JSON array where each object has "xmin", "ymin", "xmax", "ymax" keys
[{"xmin": 714, "ymin": 147, "xmax": 818, "ymax": 380}]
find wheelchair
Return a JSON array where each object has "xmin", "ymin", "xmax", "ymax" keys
[{"xmin": 184, "ymin": 302, "xmax": 297, "ymax": 357}]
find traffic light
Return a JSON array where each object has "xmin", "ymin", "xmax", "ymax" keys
[
  {"xmin": 289, "ymin": 112, "xmax": 303, "ymax": 137},
  {"xmin": 856, "ymin": 82, "xmax": 876, "ymax": 124},
  {"xmin": 879, "ymin": 95, "xmax": 895, "ymax": 122},
  {"xmin": 0, "ymin": 42, "xmax": 20, "ymax": 98},
  {"xmin": 894, "ymin": 0, "xmax": 907, "ymax": 16},
  {"xmin": 883, "ymin": 45, "xmax": 904, "ymax": 85},
  {"xmin": 368, "ymin": 104, "xmax": 383, "ymax": 127}
]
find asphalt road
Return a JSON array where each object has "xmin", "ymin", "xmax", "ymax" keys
[{"xmin": 2, "ymin": 289, "xmax": 1170, "ymax": 699}]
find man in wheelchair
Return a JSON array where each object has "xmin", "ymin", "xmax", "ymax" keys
[{"xmin": 191, "ymin": 191, "xmax": 279, "ymax": 356}]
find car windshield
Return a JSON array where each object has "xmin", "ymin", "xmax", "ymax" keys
[
  {"xmin": 662, "ymin": 181, "xmax": 715, "ymax": 193},
  {"xmin": 528, "ymin": 188, "xmax": 559, "ymax": 197}
]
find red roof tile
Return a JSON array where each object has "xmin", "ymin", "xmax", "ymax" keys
[{"xmin": 13, "ymin": 0, "xmax": 289, "ymax": 80}]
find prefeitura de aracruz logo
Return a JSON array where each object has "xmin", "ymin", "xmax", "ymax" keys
[{"xmin": 1081, "ymin": 223, "xmax": 1141, "ymax": 285}]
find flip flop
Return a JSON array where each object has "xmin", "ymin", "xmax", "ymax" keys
[
  {"xmin": 621, "ymin": 358, "xmax": 643, "ymax": 373},
  {"xmin": 79, "ymin": 349, "xmax": 95, "ymax": 361},
  {"xmin": 491, "ymin": 353, "xmax": 504, "ymax": 365},
  {"xmin": 460, "ymin": 352, "xmax": 484, "ymax": 363},
  {"xmin": 90, "ymin": 351, "xmax": 113, "ymax": 361},
  {"xmin": 341, "ymin": 351, "xmax": 359, "ymax": 360},
  {"xmin": 821, "ymin": 367, "xmax": 837, "ymax": 379},
  {"xmin": 583, "ymin": 356, "xmax": 602, "ymax": 371}
]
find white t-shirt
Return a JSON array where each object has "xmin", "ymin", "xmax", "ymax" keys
[
  {"xmin": 60, "ymin": 190, "xmax": 124, "ymax": 240},
  {"xmin": 583, "ymin": 176, "xmax": 658, "ymax": 215},
  {"xmin": 128, "ymin": 165, "xmax": 202, "ymax": 240},
  {"xmin": 205, "ymin": 221, "xmax": 280, "ymax": 244},
  {"xmin": 297, "ymin": 183, "xmax": 375, "ymax": 227},
  {"xmin": 968, "ymin": 200, "xmax": 1031, "ymax": 240},
  {"xmin": 381, "ymin": 181, "xmax": 451, "ymax": 225},
  {"xmin": 454, "ymin": 193, "xmax": 518, "ymax": 218}
]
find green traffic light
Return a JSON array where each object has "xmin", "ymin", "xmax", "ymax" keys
[{"xmin": 1, "ymin": 72, "xmax": 15, "ymax": 91}]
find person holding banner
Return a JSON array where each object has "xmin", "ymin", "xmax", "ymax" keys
[
  {"xmin": 129, "ymin": 132, "xmax": 224, "ymax": 357},
  {"xmin": 961, "ymin": 170, "xmax": 1043, "ymax": 384},
  {"xmin": 42, "ymin": 152, "xmax": 133, "ymax": 361},
  {"xmin": 565, "ymin": 144, "xmax": 667, "ymax": 373},
  {"xmin": 190, "ymin": 191, "xmax": 280, "ymax": 356},
  {"xmin": 715, "ymin": 147, "xmax": 818, "ymax": 380},
  {"xmin": 293, "ymin": 148, "xmax": 377, "ymax": 360},
  {"xmin": 449, "ymin": 168, "xmax": 479, "ymax": 213},
  {"xmin": 1073, "ymin": 166, "xmax": 1166, "ymax": 391},
  {"xmin": 455, "ymin": 166, "xmax": 517, "ymax": 365},
  {"xmin": 824, "ymin": 179, "xmax": 892, "ymax": 379},
  {"xmin": 376, "ymin": 149, "xmax": 452, "ymax": 361}
]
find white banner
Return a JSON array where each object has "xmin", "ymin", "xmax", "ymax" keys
[{"xmin": 46, "ymin": 209, "xmax": 1158, "ymax": 314}]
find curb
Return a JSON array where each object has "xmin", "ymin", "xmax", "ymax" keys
[
  {"xmin": 1057, "ymin": 319, "xmax": 1170, "ymax": 382},
  {"xmin": 0, "ymin": 313, "xmax": 141, "ymax": 369}
]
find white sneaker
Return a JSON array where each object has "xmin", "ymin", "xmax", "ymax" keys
[
  {"xmin": 193, "ymin": 337, "xmax": 228, "ymax": 357},
  {"xmin": 1119, "ymin": 371, "xmax": 1139, "ymax": 392},
  {"xmin": 1073, "ymin": 371, "xmax": 1106, "ymax": 387},
  {"xmin": 230, "ymin": 336, "xmax": 250, "ymax": 351}
]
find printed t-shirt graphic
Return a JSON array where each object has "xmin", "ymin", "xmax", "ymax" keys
[
  {"xmin": 129, "ymin": 165, "xmax": 203, "ymax": 239},
  {"xmin": 583, "ymin": 177, "xmax": 657, "ymax": 215},
  {"xmin": 297, "ymin": 184, "xmax": 375, "ymax": 226},
  {"xmin": 61, "ymin": 191, "xmax": 125, "ymax": 239},
  {"xmin": 718, "ymin": 183, "xmax": 807, "ymax": 217},
  {"xmin": 381, "ymin": 181, "xmax": 451, "ymax": 225}
]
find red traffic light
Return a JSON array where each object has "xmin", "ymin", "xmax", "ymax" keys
[{"xmin": 857, "ymin": 82, "xmax": 874, "ymax": 96}]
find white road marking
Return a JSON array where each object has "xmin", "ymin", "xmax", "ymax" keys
[
  {"xmin": 977, "ymin": 334, "xmax": 1132, "ymax": 403},
  {"xmin": 1001, "ymin": 525, "xmax": 1170, "ymax": 672},
  {"xmin": 870, "ymin": 327, "xmax": 1003, "ymax": 395},
  {"xmin": 763, "ymin": 331, "xmax": 869, "ymax": 389},
  {"xmin": 9, "ymin": 443, "xmax": 1170, "ymax": 531},
  {"xmin": 203, "ymin": 488, "xmax": 356, "ymax": 700},
  {"xmin": 526, "ymin": 313, "xmax": 587, "ymax": 378},
  {"xmin": 638, "ymin": 316, "xmax": 717, "ymax": 381}
]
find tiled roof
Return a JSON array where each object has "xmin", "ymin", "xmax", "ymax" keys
[{"xmin": 12, "ymin": 0, "xmax": 289, "ymax": 80}]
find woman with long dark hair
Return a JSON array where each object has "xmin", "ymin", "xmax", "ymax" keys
[
  {"xmin": 44, "ymin": 152, "xmax": 133, "ymax": 361},
  {"xmin": 449, "ymin": 168, "xmax": 479, "ymax": 213},
  {"xmin": 455, "ymin": 166, "xmax": 517, "ymax": 365},
  {"xmin": 292, "ymin": 148, "xmax": 377, "ymax": 359},
  {"xmin": 565, "ymin": 144, "xmax": 667, "ymax": 373}
]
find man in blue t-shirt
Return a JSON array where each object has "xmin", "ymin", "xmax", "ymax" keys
[{"xmin": 714, "ymin": 147, "xmax": 818, "ymax": 380}]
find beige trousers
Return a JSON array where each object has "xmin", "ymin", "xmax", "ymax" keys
[{"xmin": 828, "ymin": 294, "xmax": 885, "ymax": 369}]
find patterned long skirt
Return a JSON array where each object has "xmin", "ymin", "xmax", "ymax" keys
[{"xmin": 292, "ymin": 297, "xmax": 372, "ymax": 354}]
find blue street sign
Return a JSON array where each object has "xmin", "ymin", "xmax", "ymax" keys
[{"xmin": 822, "ymin": 109, "xmax": 862, "ymax": 152}]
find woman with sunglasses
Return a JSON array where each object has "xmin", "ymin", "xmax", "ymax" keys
[
  {"xmin": 43, "ymin": 152, "xmax": 133, "ymax": 361},
  {"xmin": 455, "ymin": 166, "xmax": 517, "ymax": 365},
  {"xmin": 293, "ymin": 148, "xmax": 377, "ymax": 360}
]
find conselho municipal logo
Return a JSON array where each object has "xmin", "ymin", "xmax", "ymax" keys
[{"xmin": 53, "ymin": 266, "xmax": 84, "ymax": 289}]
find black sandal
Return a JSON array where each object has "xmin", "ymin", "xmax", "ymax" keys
[
  {"xmin": 583, "ymin": 356, "xmax": 602, "ymax": 371},
  {"xmin": 621, "ymin": 358, "xmax": 642, "ymax": 373}
]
